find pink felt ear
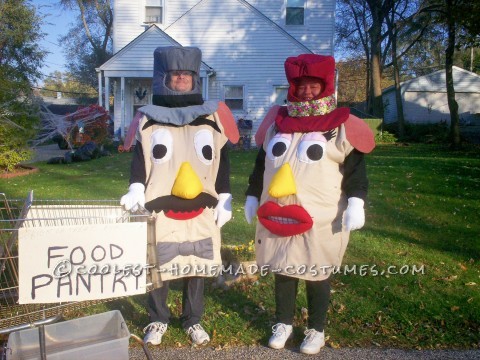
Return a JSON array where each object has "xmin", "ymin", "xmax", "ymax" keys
[
  {"xmin": 217, "ymin": 102, "xmax": 240, "ymax": 144},
  {"xmin": 123, "ymin": 111, "xmax": 143, "ymax": 151},
  {"xmin": 344, "ymin": 115, "xmax": 376, "ymax": 154},
  {"xmin": 255, "ymin": 105, "xmax": 281, "ymax": 146}
]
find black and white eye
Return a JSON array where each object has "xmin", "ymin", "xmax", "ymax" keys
[
  {"xmin": 194, "ymin": 129, "xmax": 214, "ymax": 165},
  {"xmin": 297, "ymin": 132, "xmax": 327, "ymax": 163},
  {"xmin": 150, "ymin": 128, "xmax": 173, "ymax": 164},
  {"xmin": 266, "ymin": 133, "xmax": 292, "ymax": 161}
]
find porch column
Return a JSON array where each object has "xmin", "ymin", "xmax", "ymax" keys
[
  {"xmin": 121, "ymin": 77, "xmax": 125, "ymax": 139},
  {"xmin": 104, "ymin": 77, "xmax": 110, "ymax": 113},
  {"xmin": 97, "ymin": 70, "xmax": 103, "ymax": 107},
  {"xmin": 203, "ymin": 75, "xmax": 209, "ymax": 100}
]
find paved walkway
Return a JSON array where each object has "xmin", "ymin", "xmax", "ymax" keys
[{"xmin": 129, "ymin": 344, "xmax": 480, "ymax": 360}]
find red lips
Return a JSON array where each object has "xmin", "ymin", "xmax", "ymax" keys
[{"xmin": 257, "ymin": 201, "xmax": 313, "ymax": 237}]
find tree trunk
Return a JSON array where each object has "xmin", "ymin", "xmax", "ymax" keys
[
  {"xmin": 390, "ymin": 24, "xmax": 405, "ymax": 137},
  {"xmin": 367, "ymin": 1, "xmax": 385, "ymax": 119},
  {"xmin": 445, "ymin": 0, "xmax": 461, "ymax": 148}
]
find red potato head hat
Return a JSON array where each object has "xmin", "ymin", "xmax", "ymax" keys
[{"xmin": 285, "ymin": 54, "xmax": 336, "ymax": 102}]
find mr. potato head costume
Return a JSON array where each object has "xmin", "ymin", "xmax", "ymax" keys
[
  {"xmin": 122, "ymin": 46, "xmax": 239, "ymax": 282},
  {"xmin": 245, "ymin": 54, "xmax": 374, "ymax": 353},
  {"xmin": 121, "ymin": 46, "xmax": 239, "ymax": 344}
]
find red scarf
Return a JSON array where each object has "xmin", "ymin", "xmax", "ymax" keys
[{"xmin": 274, "ymin": 106, "xmax": 350, "ymax": 133}]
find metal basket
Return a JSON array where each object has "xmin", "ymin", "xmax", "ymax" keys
[{"xmin": 0, "ymin": 192, "xmax": 151, "ymax": 335}]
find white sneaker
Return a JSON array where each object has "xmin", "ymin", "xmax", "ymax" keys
[
  {"xmin": 143, "ymin": 322, "xmax": 168, "ymax": 346},
  {"xmin": 300, "ymin": 329, "xmax": 325, "ymax": 354},
  {"xmin": 186, "ymin": 324, "xmax": 210, "ymax": 345},
  {"xmin": 268, "ymin": 323, "xmax": 293, "ymax": 349}
]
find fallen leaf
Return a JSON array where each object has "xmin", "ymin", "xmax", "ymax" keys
[
  {"xmin": 451, "ymin": 306, "xmax": 460, "ymax": 312},
  {"xmin": 301, "ymin": 307, "xmax": 308, "ymax": 322},
  {"xmin": 443, "ymin": 275, "xmax": 458, "ymax": 282}
]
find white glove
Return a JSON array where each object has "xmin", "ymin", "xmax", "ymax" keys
[
  {"xmin": 344, "ymin": 197, "xmax": 365, "ymax": 231},
  {"xmin": 120, "ymin": 183, "xmax": 145, "ymax": 211},
  {"xmin": 244, "ymin": 195, "xmax": 259, "ymax": 224},
  {"xmin": 214, "ymin": 193, "xmax": 232, "ymax": 228}
]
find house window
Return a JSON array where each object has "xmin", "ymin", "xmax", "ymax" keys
[
  {"xmin": 224, "ymin": 85, "xmax": 244, "ymax": 110},
  {"xmin": 145, "ymin": 0, "xmax": 163, "ymax": 24},
  {"xmin": 286, "ymin": 0, "xmax": 305, "ymax": 25},
  {"xmin": 273, "ymin": 86, "xmax": 288, "ymax": 105}
]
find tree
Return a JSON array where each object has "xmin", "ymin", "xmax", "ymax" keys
[
  {"xmin": 0, "ymin": 0, "xmax": 46, "ymax": 171},
  {"xmin": 366, "ymin": 0, "xmax": 395, "ymax": 119},
  {"xmin": 336, "ymin": 0, "xmax": 395, "ymax": 118},
  {"xmin": 384, "ymin": 0, "xmax": 431, "ymax": 137},
  {"xmin": 336, "ymin": 0, "xmax": 372, "ymax": 109},
  {"xmin": 41, "ymin": 71, "xmax": 97, "ymax": 101},
  {"xmin": 337, "ymin": 59, "xmax": 369, "ymax": 106},
  {"xmin": 423, "ymin": 0, "xmax": 480, "ymax": 147},
  {"xmin": 59, "ymin": 0, "xmax": 113, "ymax": 87}
]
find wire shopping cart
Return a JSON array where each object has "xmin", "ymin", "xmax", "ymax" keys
[{"xmin": 0, "ymin": 191, "xmax": 156, "ymax": 360}]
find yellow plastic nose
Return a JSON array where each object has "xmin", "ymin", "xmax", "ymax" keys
[
  {"xmin": 171, "ymin": 162, "xmax": 203, "ymax": 199},
  {"xmin": 268, "ymin": 163, "xmax": 297, "ymax": 198}
]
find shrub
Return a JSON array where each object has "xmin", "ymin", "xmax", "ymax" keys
[
  {"xmin": 0, "ymin": 99, "xmax": 39, "ymax": 173},
  {"xmin": 0, "ymin": 148, "xmax": 32, "ymax": 172},
  {"xmin": 375, "ymin": 130, "xmax": 397, "ymax": 144},
  {"xmin": 383, "ymin": 122, "xmax": 450, "ymax": 143}
]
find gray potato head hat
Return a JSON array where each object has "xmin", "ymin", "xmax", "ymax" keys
[{"xmin": 152, "ymin": 46, "xmax": 202, "ymax": 98}]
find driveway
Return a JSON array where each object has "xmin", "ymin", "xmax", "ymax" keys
[
  {"xmin": 25, "ymin": 144, "xmax": 70, "ymax": 164},
  {"xmin": 129, "ymin": 344, "xmax": 480, "ymax": 360}
]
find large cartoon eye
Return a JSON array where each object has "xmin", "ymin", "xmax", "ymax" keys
[
  {"xmin": 297, "ymin": 132, "xmax": 327, "ymax": 163},
  {"xmin": 194, "ymin": 129, "xmax": 214, "ymax": 165},
  {"xmin": 150, "ymin": 128, "xmax": 173, "ymax": 164},
  {"xmin": 266, "ymin": 133, "xmax": 292, "ymax": 161}
]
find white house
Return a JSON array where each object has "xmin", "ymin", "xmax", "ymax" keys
[
  {"xmin": 97, "ymin": 0, "xmax": 336, "ymax": 139},
  {"xmin": 383, "ymin": 66, "xmax": 480, "ymax": 124}
]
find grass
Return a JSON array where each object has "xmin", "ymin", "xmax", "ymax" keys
[{"xmin": 1, "ymin": 143, "xmax": 479, "ymax": 350}]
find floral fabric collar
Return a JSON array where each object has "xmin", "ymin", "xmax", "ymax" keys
[{"xmin": 287, "ymin": 95, "xmax": 336, "ymax": 117}]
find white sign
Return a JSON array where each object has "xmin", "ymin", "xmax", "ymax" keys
[{"xmin": 18, "ymin": 222, "xmax": 147, "ymax": 304}]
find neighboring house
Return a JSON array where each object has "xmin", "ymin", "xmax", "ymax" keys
[
  {"xmin": 97, "ymin": 0, "xmax": 336, "ymax": 140},
  {"xmin": 383, "ymin": 66, "xmax": 480, "ymax": 125}
]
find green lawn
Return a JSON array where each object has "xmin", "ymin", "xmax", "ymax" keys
[{"xmin": 1, "ymin": 143, "xmax": 479, "ymax": 349}]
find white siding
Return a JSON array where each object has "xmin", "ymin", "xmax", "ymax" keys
[
  {"xmin": 165, "ymin": 0, "xmax": 318, "ymax": 134},
  {"xmin": 248, "ymin": 0, "xmax": 336, "ymax": 54},
  {"xmin": 104, "ymin": 27, "xmax": 178, "ymax": 73},
  {"xmin": 113, "ymin": 0, "xmax": 335, "ymax": 58},
  {"xmin": 112, "ymin": 0, "xmax": 142, "ymax": 52}
]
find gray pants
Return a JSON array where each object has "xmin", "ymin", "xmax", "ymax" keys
[{"xmin": 147, "ymin": 277, "xmax": 204, "ymax": 330}]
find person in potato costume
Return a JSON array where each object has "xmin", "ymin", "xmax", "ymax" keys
[
  {"xmin": 121, "ymin": 46, "xmax": 238, "ymax": 347},
  {"xmin": 244, "ymin": 54, "xmax": 374, "ymax": 354}
]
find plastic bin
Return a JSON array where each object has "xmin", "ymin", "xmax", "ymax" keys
[{"xmin": 6, "ymin": 310, "xmax": 130, "ymax": 360}]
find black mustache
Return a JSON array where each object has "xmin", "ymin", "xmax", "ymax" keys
[{"xmin": 145, "ymin": 193, "xmax": 218, "ymax": 213}]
